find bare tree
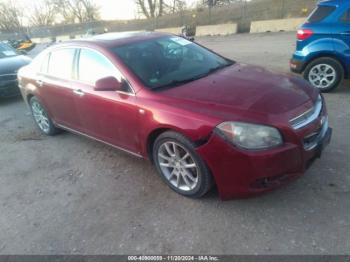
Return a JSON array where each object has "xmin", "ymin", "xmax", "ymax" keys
[
  {"xmin": 202, "ymin": 0, "xmax": 240, "ymax": 7},
  {"xmin": 135, "ymin": 0, "xmax": 164, "ymax": 18},
  {"xmin": 53, "ymin": 0, "xmax": 100, "ymax": 23},
  {"xmin": 136, "ymin": 0, "xmax": 188, "ymax": 18},
  {"xmin": 28, "ymin": 0, "xmax": 57, "ymax": 26},
  {"xmin": 0, "ymin": 0, "xmax": 24, "ymax": 32},
  {"xmin": 163, "ymin": 0, "xmax": 186, "ymax": 14}
]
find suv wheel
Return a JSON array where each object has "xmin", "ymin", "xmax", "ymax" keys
[
  {"xmin": 29, "ymin": 96, "xmax": 60, "ymax": 135},
  {"xmin": 153, "ymin": 131, "xmax": 214, "ymax": 198},
  {"xmin": 304, "ymin": 57, "xmax": 344, "ymax": 93}
]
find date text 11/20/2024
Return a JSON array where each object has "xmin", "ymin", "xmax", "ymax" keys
[{"xmin": 127, "ymin": 255, "xmax": 220, "ymax": 261}]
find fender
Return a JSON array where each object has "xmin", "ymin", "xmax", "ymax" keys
[{"xmin": 293, "ymin": 37, "xmax": 335, "ymax": 64}]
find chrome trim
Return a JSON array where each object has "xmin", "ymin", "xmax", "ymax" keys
[
  {"xmin": 304, "ymin": 116, "xmax": 329, "ymax": 151},
  {"xmin": 56, "ymin": 124, "xmax": 143, "ymax": 158},
  {"xmin": 0, "ymin": 73, "xmax": 17, "ymax": 81},
  {"xmin": 290, "ymin": 95, "xmax": 323, "ymax": 130},
  {"xmin": 116, "ymin": 90, "xmax": 136, "ymax": 96},
  {"xmin": 0, "ymin": 73, "xmax": 17, "ymax": 77}
]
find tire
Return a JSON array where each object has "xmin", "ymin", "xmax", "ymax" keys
[
  {"xmin": 29, "ymin": 96, "xmax": 60, "ymax": 136},
  {"xmin": 303, "ymin": 57, "xmax": 344, "ymax": 93},
  {"xmin": 153, "ymin": 131, "xmax": 214, "ymax": 198}
]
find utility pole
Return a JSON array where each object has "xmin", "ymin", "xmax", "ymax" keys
[
  {"xmin": 281, "ymin": 0, "xmax": 286, "ymax": 19},
  {"xmin": 208, "ymin": 0, "xmax": 214, "ymax": 25}
]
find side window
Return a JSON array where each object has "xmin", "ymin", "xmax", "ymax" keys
[
  {"xmin": 307, "ymin": 6, "xmax": 336, "ymax": 23},
  {"xmin": 48, "ymin": 48, "xmax": 75, "ymax": 79},
  {"xmin": 78, "ymin": 49, "xmax": 123, "ymax": 84},
  {"xmin": 341, "ymin": 8, "xmax": 350, "ymax": 22}
]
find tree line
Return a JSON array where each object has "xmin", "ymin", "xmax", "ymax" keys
[
  {"xmin": 0, "ymin": 0, "xmax": 245, "ymax": 32},
  {"xmin": 135, "ymin": 0, "xmax": 244, "ymax": 18},
  {"xmin": 0, "ymin": 0, "xmax": 99, "ymax": 32}
]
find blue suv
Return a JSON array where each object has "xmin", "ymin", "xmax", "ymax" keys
[{"xmin": 291, "ymin": 0, "xmax": 350, "ymax": 92}]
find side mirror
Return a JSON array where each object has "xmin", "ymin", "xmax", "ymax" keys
[{"xmin": 94, "ymin": 76, "xmax": 123, "ymax": 91}]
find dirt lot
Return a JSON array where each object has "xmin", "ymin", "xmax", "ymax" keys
[{"xmin": 0, "ymin": 32, "xmax": 349, "ymax": 254}]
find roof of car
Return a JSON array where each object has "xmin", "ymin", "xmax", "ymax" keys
[
  {"xmin": 63, "ymin": 31, "xmax": 172, "ymax": 48},
  {"xmin": 318, "ymin": 0, "xmax": 350, "ymax": 6}
]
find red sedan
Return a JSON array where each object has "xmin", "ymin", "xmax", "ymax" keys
[{"xmin": 18, "ymin": 32, "xmax": 332, "ymax": 200}]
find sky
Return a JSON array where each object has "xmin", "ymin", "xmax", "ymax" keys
[
  {"xmin": 17, "ymin": 0, "xmax": 200, "ymax": 21},
  {"xmin": 98, "ymin": 0, "xmax": 138, "ymax": 20},
  {"xmin": 98, "ymin": 0, "xmax": 200, "ymax": 20}
]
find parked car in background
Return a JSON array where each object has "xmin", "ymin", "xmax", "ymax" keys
[
  {"xmin": 5, "ymin": 34, "xmax": 36, "ymax": 52},
  {"xmin": 290, "ymin": 0, "xmax": 350, "ymax": 92},
  {"xmin": 0, "ymin": 42, "xmax": 31, "ymax": 98},
  {"xmin": 84, "ymin": 28, "xmax": 109, "ymax": 38},
  {"xmin": 18, "ymin": 32, "xmax": 332, "ymax": 199}
]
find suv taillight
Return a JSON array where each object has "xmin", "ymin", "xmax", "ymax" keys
[{"xmin": 297, "ymin": 29, "xmax": 314, "ymax": 40}]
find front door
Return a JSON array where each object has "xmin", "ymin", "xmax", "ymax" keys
[{"xmin": 72, "ymin": 48, "xmax": 140, "ymax": 153}]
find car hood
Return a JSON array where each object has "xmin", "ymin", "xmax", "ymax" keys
[
  {"xmin": 0, "ymin": 55, "xmax": 32, "ymax": 75},
  {"xmin": 159, "ymin": 63, "xmax": 318, "ymax": 119}
]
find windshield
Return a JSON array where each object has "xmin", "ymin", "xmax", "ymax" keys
[
  {"xmin": 112, "ymin": 36, "xmax": 233, "ymax": 89},
  {"xmin": 0, "ymin": 43, "xmax": 18, "ymax": 59}
]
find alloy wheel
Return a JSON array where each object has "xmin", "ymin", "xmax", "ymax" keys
[
  {"xmin": 31, "ymin": 101, "xmax": 50, "ymax": 133},
  {"xmin": 157, "ymin": 141, "xmax": 199, "ymax": 191},
  {"xmin": 308, "ymin": 64, "xmax": 336, "ymax": 89}
]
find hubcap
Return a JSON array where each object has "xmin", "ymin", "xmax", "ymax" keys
[
  {"xmin": 157, "ymin": 142, "xmax": 199, "ymax": 191},
  {"xmin": 308, "ymin": 64, "xmax": 336, "ymax": 89},
  {"xmin": 31, "ymin": 101, "xmax": 50, "ymax": 133}
]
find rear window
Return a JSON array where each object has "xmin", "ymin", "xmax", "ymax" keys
[
  {"xmin": 48, "ymin": 48, "xmax": 75, "ymax": 79},
  {"xmin": 307, "ymin": 5, "xmax": 336, "ymax": 23}
]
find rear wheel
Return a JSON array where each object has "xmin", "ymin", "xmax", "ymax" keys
[
  {"xmin": 303, "ymin": 57, "xmax": 344, "ymax": 92},
  {"xmin": 153, "ymin": 131, "xmax": 213, "ymax": 198},
  {"xmin": 29, "ymin": 96, "xmax": 60, "ymax": 136}
]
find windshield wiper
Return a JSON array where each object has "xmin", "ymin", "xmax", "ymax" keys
[{"xmin": 154, "ymin": 62, "xmax": 233, "ymax": 90}]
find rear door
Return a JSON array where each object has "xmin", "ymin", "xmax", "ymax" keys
[
  {"xmin": 39, "ymin": 48, "xmax": 81, "ymax": 130},
  {"xmin": 72, "ymin": 48, "xmax": 140, "ymax": 153},
  {"xmin": 333, "ymin": 7, "xmax": 350, "ymax": 69}
]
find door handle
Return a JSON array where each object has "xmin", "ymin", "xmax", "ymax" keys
[
  {"xmin": 36, "ymin": 79, "xmax": 44, "ymax": 87},
  {"xmin": 73, "ymin": 89, "xmax": 85, "ymax": 97}
]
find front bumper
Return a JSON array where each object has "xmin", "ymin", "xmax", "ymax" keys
[
  {"xmin": 196, "ymin": 121, "xmax": 332, "ymax": 200},
  {"xmin": 0, "ymin": 79, "xmax": 20, "ymax": 98}
]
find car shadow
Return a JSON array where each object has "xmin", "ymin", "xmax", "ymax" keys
[{"xmin": 335, "ymin": 80, "xmax": 350, "ymax": 94}]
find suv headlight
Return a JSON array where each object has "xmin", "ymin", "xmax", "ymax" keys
[{"xmin": 216, "ymin": 121, "xmax": 283, "ymax": 150}]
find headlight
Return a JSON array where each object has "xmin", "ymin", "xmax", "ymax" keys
[{"xmin": 216, "ymin": 121, "xmax": 283, "ymax": 150}]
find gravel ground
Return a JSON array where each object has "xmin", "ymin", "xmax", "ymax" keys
[{"xmin": 0, "ymin": 32, "xmax": 349, "ymax": 255}]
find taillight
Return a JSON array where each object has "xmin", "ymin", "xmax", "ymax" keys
[{"xmin": 297, "ymin": 29, "xmax": 314, "ymax": 40}]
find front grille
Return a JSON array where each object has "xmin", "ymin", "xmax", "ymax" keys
[
  {"xmin": 289, "ymin": 95, "xmax": 323, "ymax": 130},
  {"xmin": 303, "ymin": 116, "xmax": 328, "ymax": 150}
]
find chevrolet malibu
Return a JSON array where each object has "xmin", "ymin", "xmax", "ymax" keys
[{"xmin": 18, "ymin": 32, "xmax": 332, "ymax": 200}]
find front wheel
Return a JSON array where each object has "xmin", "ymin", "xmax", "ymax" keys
[
  {"xmin": 303, "ymin": 57, "xmax": 344, "ymax": 93},
  {"xmin": 153, "ymin": 131, "xmax": 214, "ymax": 198},
  {"xmin": 29, "ymin": 96, "xmax": 60, "ymax": 136}
]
